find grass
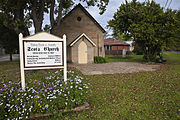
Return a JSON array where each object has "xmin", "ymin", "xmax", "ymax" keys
[
  {"xmin": 105, "ymin": 53, "xmax": 143, "ymax": 63},
  {"xmin": 163, "ymin": 51, "xmax": 180, "ymax": 64},
  {"xmin": 0, "ymin": 54, "xmax": 9, "ymax": 57},
  {"xmin": 0, "ymin": 51, "xmax": 180, "ymax": 119},
  {"xmin": 105, "ymin": 51, "xmax": 180, "ymax": 64}
]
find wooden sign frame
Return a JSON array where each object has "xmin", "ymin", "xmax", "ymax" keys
[{"xmin": 19, "ymin": 32, "xmax": 67, "ymax": 90}]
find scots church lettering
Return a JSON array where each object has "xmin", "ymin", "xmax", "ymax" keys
[{"xmin": 28, "ymin": 47, "xmax": 40, "ymax": 51}]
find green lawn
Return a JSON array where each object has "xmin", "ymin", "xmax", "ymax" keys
[
  {"xmin": 164, "ymin": 51, "xmax": 180, "ymax": 64},
  {"xmin": 0, "ymin": 54, "xmax": 8, "ymax": 57},
  {"xmin": 0, "ymin": 52, "xmax": 180, "ymax": 119},
  {"xmin": 105, "ymin": 51, "xmax": 180, "ymax": 64},
  {"xmin": 105, "ymin": 53, "xmax": 143, "ymax": 63},
  {"xmin": 64, "ymin": 65, "xmax": 179, "ymax": 120}
]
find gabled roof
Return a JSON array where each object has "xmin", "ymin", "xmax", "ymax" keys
[
  {"xmin": 61, "ymin": 3, "xmax": 106, "ymax": 33},
  {"xmin": 70, "ymin": 33, "xmax": 96, "ymax": 47},
  {"xmin": 23, "ymin": 32, "xmax": 62, "ymax": 40},
  {"xmin": 104, "ymin": 38, "xmax": 130, "ymax": 46}
]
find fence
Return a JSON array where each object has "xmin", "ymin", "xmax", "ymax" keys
[{"xmin": 105, "ymin": 50, "xmax": 131, "ymax": 55}]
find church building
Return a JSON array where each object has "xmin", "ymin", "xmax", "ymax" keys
[{"xmin": 55, "ymin": 4, "xmax": 105, "ymax": 64}]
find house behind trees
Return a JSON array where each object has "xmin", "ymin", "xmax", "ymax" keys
[{"xmin": 104, "ymin": 38, "xmax": 131, "ymax": 55}]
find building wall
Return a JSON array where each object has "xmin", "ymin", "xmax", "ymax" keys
[
  {"xmin": 105, "ymin": 45, "xmax": 130, "ymax": 51},
  {"xmin": 55, "ymin": 7, "xmax": 105, "ymax": 63},
  {"xmin": 112, "ymin": 46, "xmax": 129, "ymax": 51},
  {"xmin": 105, "ymin": 45, "xmax": 131, "ymax": 55}
]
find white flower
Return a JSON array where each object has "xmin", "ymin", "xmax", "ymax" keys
[
  {"xmin": 19, "ymin": 117, "xmax": 23, "ymax": 119},
  {"xmin": 51, "ymin": 96, "xmax": 57, "ymax": 99},
  {"xmin": 45, "ymin": 104, "xmax": 49, "ymax": 108},
  {"xmin": 6, "ymin": 104, "xmax": 10, "ymax": 107}
]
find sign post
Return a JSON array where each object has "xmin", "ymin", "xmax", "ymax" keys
[
  {"xmin": 19, "ymin": 33, "xmax": 25, "ymax": 90},
  {"xmin": 19, "ymin": 32, "xmax": 67, "ymax": 90}
]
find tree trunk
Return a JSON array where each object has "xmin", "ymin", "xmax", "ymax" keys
[
  {"xmin": 31, "ymin": 0, "xmax": 45, "ymax": 33},
  {"xmin": 50, "ymin": 0, "xmax": 55, "ymax": 32},
  {"xmin": 50, "ymin": 0, "xmax": 63, "ymax": 34},
  {"xmin": 10, "ymin": 53, "xmax": 12, "ymax": 62},
  {"xmin": 13, "ymin": 5, "xmax": 30, "ymax": 36}
]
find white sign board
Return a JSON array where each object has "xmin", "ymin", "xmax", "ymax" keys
[
  {"xmin": 24, "ymin": 41, "xmax": 63, "ymax": 68},
  {"xmin": 19, "ymin": 32, "xmax": 67, "ymax": 91}
]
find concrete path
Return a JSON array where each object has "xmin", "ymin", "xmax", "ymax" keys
[
  {"xmin": 0, "ymin": 54, "xmax": 19, "ymax": 62},
  {"xmin": 68, "ymin": 62, "xmax": 160, "ymax": 75}
]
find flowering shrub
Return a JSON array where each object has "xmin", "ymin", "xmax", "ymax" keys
[{"xmin": 0, "ymin": 70, "xmax": 89, "ymax": 119}]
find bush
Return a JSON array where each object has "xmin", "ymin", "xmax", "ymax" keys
[
  {"xmin": 0, "ymin": 70, "xmax": 89, "ymax": 119},
  {"xmin": 94, "ymin": 56, "xmax": 106, "ymax": 64}
]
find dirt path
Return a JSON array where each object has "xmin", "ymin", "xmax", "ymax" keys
[{"xmin": 68, "ymin": 62, "xmax": 160, "ymax": 75}]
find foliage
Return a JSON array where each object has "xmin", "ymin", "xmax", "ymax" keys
[
  {"xmin": 170, "ymin": 10, "xmax": 180, "ymax": 51},
  {"xmin": 107, "ymin": 0, "xmax": 177, "ymax": 62},
  {"xmin": 94, "ymin": 56, "xmax": 106, "ymax": 63},
  {"xmin": 0, "ymin": 0, "xmax": 109, "ymax": 34},
  {"xmin": 133, "ymin": 43, "xmax": 144, "ymax": 55},
  {"xmin": 43, "ymin": 24, "xmax": 51, "ymax": 33},
  {"xmin": 0, "ymin": 14, "xmax": 19, "ymax": 61},
  {"xmin": 0, "ymin": 70, "xmax": 89, "ymax": 119},
  {"xmin": 0, "ymin": 0, "xmax": 30, "ymax": 35},
  {"xmin": 114, "ymin": 33, "xmax": 132, "ymax": 41}
]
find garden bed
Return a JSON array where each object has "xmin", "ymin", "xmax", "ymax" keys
[{"xmin": 0, "ymin": 70, "xmax": 89, "ymax": 119}]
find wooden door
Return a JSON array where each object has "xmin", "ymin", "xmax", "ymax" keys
[{"xmin": 78, "ymin": 41, "xmax": 87, "ymax": 64}]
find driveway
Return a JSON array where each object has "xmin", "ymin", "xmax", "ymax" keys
[{"xmin": 68, "ymin": 62, "xmax": 160, "ymax": 75}]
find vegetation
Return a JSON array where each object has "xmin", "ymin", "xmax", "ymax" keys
[
  {"xmin": 0, "ymin": 0, "xmax": 109, "ymax": 35},
  {"xmin": 94, "ymin": 56, "xmax": 106, "ymax": 64},
  {"xmin": 105, "ymin": 51, "xmax": 180, "ymax": 64},
  {"xmin": 171, "ymin": 10, "xmax": 180, "ymax": 51},
  {"xmin": 0, "ymin": 57, "xmax": 179, "ymax": 119},
  {"xmin": 163, "ymin": 51, "xmax": 180, "ymax": 64},
  {"xmin": 105, "ymin": 53, "xmax": 143, "ymax": 63},
  {"xmin": 108, "ymin": 0, "xmax": 179, "ymax": 62},
  {"xmin": 0, "ymin": 14, "xmax": 19, "ymax": 61},
  {"xmin": 0, "ymin": 69, "xmax": 88, "ymax": 119}
]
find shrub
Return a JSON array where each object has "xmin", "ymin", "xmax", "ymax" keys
[
  {"xmin": 0, "ymin": 70, "xmax": 89, "ymax": 119},
  {"xmin": 94, "ymin": 56, "xmax": 106, "ymax": 64}
]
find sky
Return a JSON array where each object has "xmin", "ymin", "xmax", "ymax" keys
[{"xmin": 29, "ymin": 0, "xmax": 180, "ymax": 34}]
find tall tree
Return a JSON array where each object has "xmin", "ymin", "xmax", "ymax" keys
[
  {"xmin": 172, "ymin": 10, "xmax": 180, "ymax": 51},
  {"xmin": 108, "ymin": 0, "xmax": 176, "ymax": 62},
  {"xmin": 0, "ymin": 13, "xmax": 19, "ymax": 61},
  {"xmin": 1, "ymin": 0, "xmax": 109, "ymax": 35},
  {"xmin": 0, "ymin": 0, "xmax": 30, "ymax": 36},
  {"xmin": 28, "ymin": 0, "xmax": 109, "ymax": 34},
  {"xmin": 29, "ymin": 0, "xmax": 46, "ymax": 33}
]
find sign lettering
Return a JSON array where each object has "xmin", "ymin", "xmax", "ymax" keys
[{"xmin": 24, "ymin": 41, "xmax": 63, "ymax": 68}]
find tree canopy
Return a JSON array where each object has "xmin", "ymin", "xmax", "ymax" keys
[
  {"xmin": 0, "ymin": 0, "xmax": 109, "ymax": 35},
  {"xmin": 108, "ymin": 0, "xmax": 178, "ymax": 62},
  {"xmin": 0, "ymin": 13, "xmax": 19, "ymax": 61}
]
